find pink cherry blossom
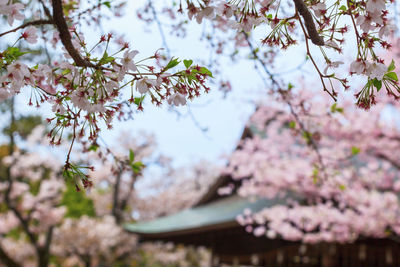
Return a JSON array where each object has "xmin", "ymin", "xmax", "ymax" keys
[{"xmin": 21, "ymin": 26, "xmax": 38, "ymax": 44}]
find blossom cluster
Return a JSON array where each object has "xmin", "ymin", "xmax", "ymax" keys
[
  {"xmin": 0, "ymin": 0, "xmax": 24, "ymax": 26},
  {"xmin": 0, "ymin": 0, "xmax": 213, "ymax": 182},
  {"xmin": 180, "ymin": 0, "xmax": 398, "ymax": 104}
]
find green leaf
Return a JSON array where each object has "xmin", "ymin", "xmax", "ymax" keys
[
  {"xmin": 385, "ymin": 72, "xmax": 398, "ymax": 82},
  {"xmin": 164, "ymin": 57, "xmax": 180, "ymax": 71},
  {"xmin": 131, "ymin": 161, "xmax": 144, "ymax": 174},
  {"xmin": 102, "ymin": 1, "xmax": 111, "ymax": 8},
  {"xmin": 6, "ymin": 47, "xmax": 29, "ymax": 59},
  {"xmin": 302, "ymin": 131, "xmax": 314, "ymax": 146},
  {"xmin": 62, "ymin": 69, "xmax": 71, "ymax": 75},
  {"xmin": 372, "ymin": 78, "xmax": 382, "ymax": 91},
  {"xmin": 289, "ymin": 121, "xmax": 296, "ymax": 129},
  {"xmin": 88, "ymin": 144, "xmax": 99, "ymax": 152},
  {"xmin": 183, "ymin": 59, "xmax": 193, "ymax": 69},
  {"xmin": 312, "ymin": 168, "xmax": 319, "ymax": 184},
  {"xmin": 331, "ymin": 103, "xmax": 337, "ymax": 112},
  {"xmin": 388, "ymin": 59, "xmax": 396, "ymax": 72},
  {"xmin": 129, "ymin": 149, "xmax": 135, "ymax": 164},
  {"xmin": 98, "ymin": 52, "xmax": 114, "ymax": 65},
  {"xmin": 134, "ymin": 96, "xmax": 145, "ymax": 106},
  {"xmin": 339, "ymin": 5, "xmax": 347, "ymax": 11},
  {"xmin": 199, "ymin": 67, "xmax": 213, "ymax": 77},
  {"xmin": 351, "ymin": 146, "xmax": 360, "ymax": 155},
  {"xmin": 330, "ymin": 103, "xmax": 344, "ymax": 113},
  {"xmin": 339, "ymin": 184, "xmax": 346, "ymax": 191},
  {"xmin": 63, "ymin": 168, "xmax": 71, "ymax": 179}
]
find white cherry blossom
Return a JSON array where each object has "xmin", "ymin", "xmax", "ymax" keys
[
  {"xmin": 120, "ymin": 50, "xmax": 139, "ymax": 72},
  {"xmin": 168, "ymin": 93, "xmax": 187, "ymax": 106}
]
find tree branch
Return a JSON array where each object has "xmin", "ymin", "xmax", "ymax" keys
[
  {"xmin": 38, "ymin": 0, "xmax": 53, "ymax": 19},
  {"xmin": 293, "ymin": 0, "xmax": 324, "ymax": 46},
  {"xmin": 119, "ymin": 173, "xmax": 138, "ymax": 214},
  {"xmin": 375, "ymin": 152, "xmax": 400, "ymax": 170},
  {"xmin": 51, "ymin": 0, "xmax": 94, "ymax": 68},
  {"xmin": 37, "ymin": 226, "xmax": 53, "ymax": 267},
  {"xmin": 112, "ymin": 165, "xmax": 124, "ymax": 224},
  {"xmin": 3, "ymin": 99, "xmax": 43, "ymax": 263},
  {"xmin": 0, "ymin": 20, "xmax": 53, "ymax": 38},
  {"xmin": 0, "ymin": 243, "xmax": 21, "ymax": 267}
]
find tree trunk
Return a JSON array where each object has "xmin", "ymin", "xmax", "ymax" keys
[{"xmin": 0, "ymin": 244, "xmax": 21, "ymax": 267}]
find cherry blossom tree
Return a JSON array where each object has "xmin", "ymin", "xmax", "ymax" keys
[
  {"xmin": 0, "ymin": 99, "xmax": 216, "ymax": 266},
  {"xmin": 224, "ymin": 78, "xmax": 400, "ymax": 243}
]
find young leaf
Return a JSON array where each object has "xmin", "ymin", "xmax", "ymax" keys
[
  {"xmin": 99, "ymin": 52, "xmax": 114, "ymax": 65},
  {"xmin": 199, "ymin": 67, "xmax": 213, "ymax": 77},
  {"xmin": 129, "ymin": 149, "xmax": 135, "ymax": 164},
  {"xmin": 385, "ymin": 72, "xmax": 398, "ymax": 82},
  {"xmin": 372, "ymin": 78, "xmax": 382, "ymax": 91},
  {"xmin": 312, "ymin": 168, "xmax": 319, "ymax": 184},
  {"xmin": 88, "ymin": 144, "xmax": 99, "ymax": 152},
  {"xmin": 331, "ymin": 103, "xmax": 337, "ymax": 113},
  {"xmin": 131, "ymin": 161, "xmax": 145, "ymax": 174},
  {"xmin": 183, "ymin": 59, "xmax": 193, "ymax": 68},
  {"xmin": 102, "ymin": 1, "xmax": 111, "ymax": 8},
  {"xmin": 134, "ymin": 96, "xmax": 145, "ymax": 106},
  {"xmin": 388, "ymin": 59, "xmax": 396, "ymax": 72},
  {"xmin": 351, "ymin": 146, "xmax": 360, "ymax": 155},
  {"xmin": 331, "ymin": 103, "xmax": 344, "ymax": 113},
  {"xmin": 164, "ymin": 57, "xmax": 180, "ymax": 71}
]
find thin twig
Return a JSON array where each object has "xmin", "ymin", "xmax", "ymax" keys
[
  {"xmin": 0, "ymin": 20, "xmax": 53, "ymax": 38},
  {"xmin": 243, "ymin": 32, "xmax": 327, "ymax": 176},
  {"xmin": 148, "ymin": 0, "xmax": 171, "ymax": 56},
  {"xmin": 297, "ymin": 11, "xmax": 337, "ymax": 101}
]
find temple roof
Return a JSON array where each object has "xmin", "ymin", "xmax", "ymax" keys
[{"xmin": 124, "ymin": 194, "xmax": 284, "ymax": 237}]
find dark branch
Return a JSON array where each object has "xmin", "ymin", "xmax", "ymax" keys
[
  {"xmin": 3, "ymin": 99, "xmax": 47, "ymax": 266},
  {"xmin": 52, "ymin": 0, "xmax": 94, "ymax": 68},
  {"xmin": 375, "ymin": 152, "xmax": 400, "ymax": 170},
  {"xmin": 37, "ymin": 226, "xmax": 53, "ymax": 267},
  {"xmin": 0, "ymin": 244, "xmax": 21, "ymax": 267},
  {"xmin": 112, "ymin": 165, "xmax": 124, "ymax": 224},
  {"xmin": 293, "ymin": 0, "xmax": 324, "ymax": 46},
  {"xmin": 0, "ymin": 20, "xmax": 53, "ymax": 38},
  {"xmin": 39, "ymin": 0, "xmax": 53, "ymax": 19}
]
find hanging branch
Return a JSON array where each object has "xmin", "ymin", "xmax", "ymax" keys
[
  {"xmin": 242, "ymin": 33, "xmax": 327, "ymax": 176},
  {"xmin": 293, "ymin": 0, "xmax": 324, "ymax": 46}
]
